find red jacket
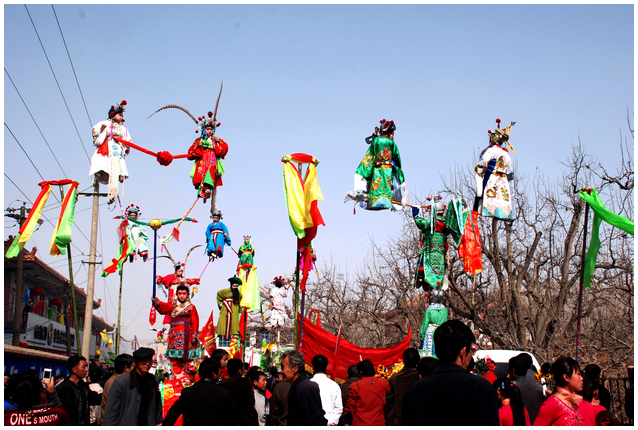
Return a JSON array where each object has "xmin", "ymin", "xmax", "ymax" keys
[{"xmin": 345, "ymin": 376, "xmax": 391, "ymax": 426}]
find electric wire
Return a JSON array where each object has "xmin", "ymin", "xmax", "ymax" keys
[
  {"xmin": 24, "ymin": 4, "xmax": 90, "ymax": 162},
  {"xmin": 4, "ymin": 68, "xmax": 68, "ymax": 178},
  {"xmin": 51, "ymin": 5, "xmax": 92, "ymax": 127}
]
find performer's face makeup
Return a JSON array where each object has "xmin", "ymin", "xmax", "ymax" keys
[
  {"xmin": 177, "ymin": 290, "xmax": 188, "ymax": 302},
  {"xmin": 113, "ymin": 113, "xmax": 124, "ymax": 123},
  {"xmin": 213, "ymin": 216, "xmax": 220, "ymax": 222},
  {"xmin": 205, "ymin": 126, "xmax": 214, "ymax": 137},
  {"xmin": 128, "ymin": 212, "xmax": 137, "ymax": 219},
  {"xmin": 176, "ymin": 269, "xmax": 183, "ymax": 277}
]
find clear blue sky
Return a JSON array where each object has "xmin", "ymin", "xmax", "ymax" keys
[{"xmin": 4, "ymin": 4, "xmax": 633, "ymax": 345}]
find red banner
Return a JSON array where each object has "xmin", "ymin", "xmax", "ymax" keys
[{"xmin": 299, "ymin": 315, "xmax": 411, "ymax": 382}]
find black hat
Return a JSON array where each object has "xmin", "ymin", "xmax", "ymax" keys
[
  {"xmin": 132, "ymin": 347, "xmax": 155, "ymax": 360},
  {"xmin": 228, "ymin": 276, "xmax": 243, "ymax": 287}
]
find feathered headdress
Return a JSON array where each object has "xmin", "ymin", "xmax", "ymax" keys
[{"xmin": 146, "ymin": 81, "xmax": 223, "ymax": 138}]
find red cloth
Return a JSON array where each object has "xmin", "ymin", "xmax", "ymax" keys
[
  {"xmin": 498, "ymin": 403, "xmax": 530, "ymax": 426},
  {"xmin": 299, "ymin": 316, "xmax": 411, "ymax": 382},
  {"xmin": 345, "ymin": 376, "xmax": 391, "ymax": 426},
  {"xmin": 458, "ymin": 211, "xmax": 483, "ymax": 274},
  {"xmin": 481, "ymin": 370, "xmax": 498, "ymax": 384},
  {"xmin": 533, "ymin": 396, "xmax": 597, "ymax": 426},
  {"xmin": 162, "ymin": 379, "xmax": 184, "ymax": 426}
]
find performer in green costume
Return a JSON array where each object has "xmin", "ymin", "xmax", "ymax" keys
[
  {"xmin": 420, "ymin": 289, "xmax": 448, "ymax": 357},
  {"xmin": 345, "ymin": 119, "xmax": 406, "ymax": 211},
  {"xmin": 216, "ymin": 276, "xmax": 243, "ymax": 338},
  {"xmin": 413, "ymin": 196, "xmax": 465, "ymax": 291}
]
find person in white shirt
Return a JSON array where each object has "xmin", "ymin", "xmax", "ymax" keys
[{"xmin": 310, "ymin": 355, "xmax": 343, "ymax": 426}]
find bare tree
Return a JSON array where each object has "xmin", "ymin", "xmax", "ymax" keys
[{"xmin": 302, "ymin": 127, "xmax": 633, "ymax": 374}]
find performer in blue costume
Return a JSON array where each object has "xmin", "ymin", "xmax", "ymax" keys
[{"xmin": 205, "ymin": 209, "xmax": 231, "ymax": 258}]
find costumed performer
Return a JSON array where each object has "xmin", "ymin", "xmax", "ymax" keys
[
  {"xmin": 345, "ymin": 119, "xmax": 406, "ymax": 211},
  {"xmin": 187, "ymin": 111, "xmax": 228, "ymax": 203},
  {"xmin": 269, "ymin": 276, "xmax": 290, "ymax": 328},
  {"xmin": 152, "ymin": 284, "xmax": 201, "ymax": 376},
  {"xmin": 474, "ymin": 118, "xmax": 516, "ymax": 220},
  {"xmin": 206, "ymin": 209, "xmax": 231, "ymax": 258},
  {"xmin": 420, "ymin": 288, "xmax": 448, "ymax": 357},
  {"xmin": 216, "ymin": 276, "xmax": 243, "ymax": 340},
  {"xmin": 237, "ymin": 236, "xmax": 261, "ymax": 312},
  {"xmin": 156, "ymin": 262, "xmax": 200, "ymax": 324},
  {"xmin": 115, "ymin": 204, "xmax": 148, "ymax": 262},
  {"xmin": 89, "ymin": 100, "xmax": 132, "ymax": 204},
  {"xmin": 412, "ymin": 196, "xmax": 464, "ymax": 292}
]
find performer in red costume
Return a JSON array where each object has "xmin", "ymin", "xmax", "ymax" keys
[{"xmin": 152, "ymin": 284, "xmax": 201, "ymax": 376}]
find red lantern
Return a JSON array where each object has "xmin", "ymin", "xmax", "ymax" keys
[
  {"xmin": 51, "ymin": 297, "xmax": 64, "ymax": 307},
  {"xmin": 31, "ymin": 287, "xmax": 44, "ymax": 296}
]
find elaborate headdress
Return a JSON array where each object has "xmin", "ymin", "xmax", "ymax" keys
[
  {"xmin": 174, "ymin": 261, "xmax": 184, "ymax": 271},
  {"xmin": 196, "ymin": 111, "xmax": 221, "ymax": 138},
  {"xmin": 488, "ymin": 118, "xmax": 516, "ymax": 151},
  {"xmin": 212, "ymin": 209, "xmax": 223, "ymax": 220},
  {"xmin": 366, "ymin": 119, "xmax": 396, "ymax": 144},
  {"xmin": 108, "ymin": 100, "xmax": 127, "ymax": 119},
  {"xmin": 125, "ymin": 204, "xmax": 141, "ymax": 217},
  {"xmin": 146, "ymin": 81, "xmax": 224, "ymax": 137},
  {"xmin": 272, "ymin": 276, "xmax": 287, "ymax": 288},
  {"xmin": 429, "ymin": 288, "xmax": 446, "ymax": 303}
]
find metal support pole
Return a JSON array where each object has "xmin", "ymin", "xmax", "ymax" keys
[
  {"xmin": 11, "ymin": 204, "xmax": 27, "ymax": 346},
  {"xmin": 294, "ymin": 249, "xmax": 301, "ymax": 349},
  {"xmin": 576, "ymin": 200, "xmax": 590, "ymax": 363},
  {"xmin": 82, "ymin": 181, "xmax": 100, "ymax": 359},
  {"xmin": 116, "ymin": 265, "xmax": 124, "ymax": 355}
]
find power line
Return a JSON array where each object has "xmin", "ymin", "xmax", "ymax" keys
[
  {"xmin": 51, "ymin": 5, "xmax": 92, "ymax": 128},
  {"xmin": 4, "ymin": 68, "xmax": 68, "ymax": 177},
  {"xmin": 24, "ymin": 4, "xmax": 90, "ymax": 162},
  {"xmin": 5, "ymin": 123, "xmax": 49, "ymax": 184}
]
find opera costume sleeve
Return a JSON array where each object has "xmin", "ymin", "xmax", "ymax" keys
[
  {"xmin": 187, "ymin": 138, "xmax": 203, "ymax": 160},
  {"xmin": 190, "ymin": 304, "xmax": 200, "ymax": 335},
  {"xmin": 414, "ymin": 215, "xmax": 431, "ymax": 233},
  {"xmin": 354, "ymin": 145, "xmax": 375, "ymax": 185},
  {"xmin": 154, "ymin": 300, "xmax": 175, "ymax": 315},
  {"xmin": 390, "ymin": 139, "xmax": 405, "ymax": 185},
  {"xmin": 217, "ymin": 288, "xmax": 228, "ymax": 309}
]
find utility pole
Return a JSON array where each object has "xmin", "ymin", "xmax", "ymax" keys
[
  {"xmin": 6, "ymin": 203, "xmax": 28, "ymax": 347},
  {"xmin": 79, "ymin": 181, "xmax": 104, "ymax": 359}
]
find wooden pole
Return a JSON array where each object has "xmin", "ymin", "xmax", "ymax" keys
[
  {"xmin": 116, "ymin": 265, "xmax": 124, "ymax": 355},
  {"xmin": 81, "ymin": 180, "xmax": 101, "ymax": 358},
  {"xmin": 11, "ymin": 204, "xmax": 27, "ymax": 347},
  {"xmin": 58, "ymin": 185, "xmax": 82, "ymax": 354},
  {"xmin": 294, "ymin": 249, "xmax": 301, "ymax": 349}
]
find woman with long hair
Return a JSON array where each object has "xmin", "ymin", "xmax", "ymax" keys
[
  {"xmin": 533, "ymin": 357, "xmax": 598, "ymax": 426},
  {"xmin": 493, "ymin": 377, "xmax": 530, "ymax": 425}
]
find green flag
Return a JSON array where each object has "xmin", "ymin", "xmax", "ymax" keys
[{"xmin": 579, "ymin": 189, "xmax": 634, "ymax": 289}]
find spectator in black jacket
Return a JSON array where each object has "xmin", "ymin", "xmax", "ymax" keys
[
  {"xmin": 219, "ymin": 358, "xmax": 259, "ymax": 426},
  {"xmin": 55, "ymin": 355, "xmax": 102, "ymax": 426},
  {"xmin": 164, "ymin": 358, "xmax": 237, "ymax": 425},
  {"xmin": 281, "ymin": 350, "xmax": 327, "ymax": 426},
  {"xmin": 402, "ymin": 319, "xmax": 499, "ymax": 426}
]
